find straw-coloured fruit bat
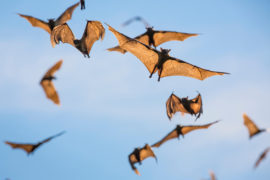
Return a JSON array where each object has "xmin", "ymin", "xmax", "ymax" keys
[
  {"xmin": 108, "ymin": 26, "xmax": 197, "ymax": 54},
  {"xmin": 40, "ymin": 60, "xmax": 63, "ymax": 105},
  {"xmin": 107, "ymin": 25, "xmax": 228, "ymax": 81},
  {"xmin": 122, "ymin": 16, "xmax": 150, "ymax": 28},
  {"xmin": 18, "ymin": 2, "xmax": 79, "ymax": 34},
  {"xmin": 166, "ymin": 92, "xmax": 203, "ymax": 120},
  {"xmin": 5, "ymin": 131, "xmax": 65, "ymax": 155},
  {"xmin": 80, "ymin": 0, "xmax": 85, "ymax": 10},
  {"xmin": 51, "ymin": 21, "xmax": 105, "ymax": 58},
  {"xmin": 128, "ymin": 144, "xmax": 157, "ymax": 176},
  {"xmin": 254, "ymin": 147, "xmax": 270, "ymax": 169},
  {"xmin": 243, "ymin": 113, "xmax": 267, "ymax": 139},
  {"xmin": 152, "ymin": 121, "xmax": 219, "ymax": 148}
]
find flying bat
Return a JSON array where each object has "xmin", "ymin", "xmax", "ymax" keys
[
  {"xmin": 254, "ymin": 147, "xmax": 270, "ymax": 169},
  {"xmin": 18, "ymin": 2, "xmax": 79, "ymax": 34},
  {"xmin": 108, "ymin": 26, "xmax": 198, "ymax": 54},
  {"xmin": 40, "ymin": 60, "xmax": 63, "ymax": 105},
  {"xmin": 209, "ymin": 170, "xmax": 217, "ymax": 180},
  {"xmin": 152, "ymin": 121, "xmax": 219, "ymax": 148},
  {"xmin": 51, "ymin": 21, "xmax": 105, "ymax": 58},
  {"xmin": 166, "ymin": 92, "xmax": 203, "ymax": 120},
  {"xmin": 80, "ymin": 0, "xmax": 86, "ymax": 10},
  {"xmin": 122, "ymin": 16, "xmax": 150, "ymax": 28},
  {"xmin": 107, "ymin": 25, "xmax": 228, "ymax": 81},
  {"xmin": 243, "ymin": 113, "xmax": 268, "ymax": 139},
  {"xmin": 128, "ymin": 144, "xmax": 157, "ymax": 176},
  {"xmin": 5, "ymin": 131, "xmax": 65, "ymax": 155}
]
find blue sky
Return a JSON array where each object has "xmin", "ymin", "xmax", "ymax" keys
[{"xmin": 0, "ymin": 0, "xmax": 270, "ymax": 179}]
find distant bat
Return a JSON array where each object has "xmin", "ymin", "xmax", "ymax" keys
[
  {"xmin": 243, "ymin": 113, "xmax": 267, "ymax": 139},
  {"xmin": 40, "ymin": 60, "xmax": 63, "ymax": 105},
  {"xmin": 51, "ymin": 21, "xmax": 105, "ymax": 58},
  {"xmin": 152, "ymin": 121, "xmax": 219, "ymax": 148},
  {"xmin": 128, "ymin": 144, "xmax": 157, "ymax": 176},
  {"xmin": 108, "ymin": 26, "xmax": 198, "ymax": 54},
  {"xmin": 254, "ymin": 147, "xmax": 270, "ymax": 169},
  {"xmin": 209, "ymin": 170, "xmax": 217, "ymax": 180},
  {"xmin": 18, "ymin": 2, "xmax": 79, "ymax": 34},
  {"xmin": 122, "ymin": 16, "xmax": 150, "ymax": 28},
  {"xmin": 166, "ymin": 92, "xmax": 203, "ymax": 120},
  {"xmin": 5, "ymin": 131, "xmax": 65, "ymax": 155},
  {"xmin": 107, "ymin": 25, "xmax": 228, "ymax": 81},
  {"xmin": 80, "ymin": 0, "xmax": 86, "ymax": 10}
]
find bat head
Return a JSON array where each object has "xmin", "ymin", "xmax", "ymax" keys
[
  {"xmin": 74, "ymin": 39, "xmax": 81, "ymax": 46},
  {"xmin": 146, "ymin": 26, "xmax": 154, "ymax": 31},
  {"xmin": 160, "ymin": 48, "xmax": 171, "ymax": 55}
]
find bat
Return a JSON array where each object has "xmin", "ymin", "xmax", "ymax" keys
[
  {"xmin": 40, "ymin": 60, "xmax": 63, "ymax": 105},
  {"xmin": 5, "ymin": 131, "xmax": 65, "ymax": 155},
  {"xmin": 80, "ymin": 0, "xmax": 86, "ymax": 10},
  {"xmin": 108, "ymin": 26, "xmax": 198, "ymax": 54},
  {"xmin": 18, "ymin": 2, "xmax": 79, "ymax": 34},
  {"xmin": 166, "ymin": 92, "xmax": 203, "ymax": 120},
  {"xmin": 209, "ymin": 170, "xmax": 216, "ymax": 180},
  {"xmin": 254, "ymin": 147, "xmax": 270, "ymax": 169},
  {"xmin": 152, "ymin": 121, "xmax": 219, "ymax": 148},
  {"xmin": 243, "ymin": 113, "xmax": 267, "ymax": 139},
  {"xmin": 107, "ymin": 25, "xmax": 228, "ymax": 81},
  {"xmin": 128, "ymin": 144, "xmax": 157, "ymax": 176},
  {"xmin": 122, "ymin": 16, "xmax": 150, "ymax": 28},
  {"xmin": 51, "ymin": 21, "xmax": 105, "ymax": 58}
]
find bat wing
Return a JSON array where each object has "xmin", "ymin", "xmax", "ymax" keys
[
  {"xmin": 153, "ymin": 31, "xmax": 198, "ymax": 47},
  {"xmin": 18, "ymin": 14, "xmax": 51, "ymax": 34},
  {"xmin": 80, "ymin": 0, "xmax": 86, "ymax": 10},
  {"xmin": 189, "ymin": 93, "xmax": 203, "ymax": 119},
  {"xmin": 254, "ymin": 147, "xmax": 270, "ymax": 168},
  {"xmin": 55, "ymin": 2, "xmax": 80, "ymax": 25},
  {"xmin": 50, "ymin": 24, "xmax": 75, "ymax": 47},
  {"xmin": 181, "ymin": 121, "xmax": 219, "ymax": 135},
  {"xmin": 108, "ymin": 25, "xmax": 159, "ymax": 74},
  {"xmin": 152, "ymin": 128, "xmax": 179, "ymax": 148},
  {"xmin": 243, "ymin": 113, "xmax": 262, "ymax": 138},
  {"xmin": 166, "ymin": 93, "xmax": 187, "ymax": 120},
  {"xmin": 39, "ymin": 131, "xmax": 66, "ymax": 144},
  {"xmin": 5, "ymin": 141, "xmax": 35, "ymax": 154},
  {"xmin": 42, "ymin": 60, "xmax": 63, "ymax": 79},
  {"xmin": 40, "ymin": 80, "xmax": 60, "ymax": 105},
  {"xmin": 122, "ymin": 16, "xmax": 149, "ymax": 28},
  {"xmin": 160, "ymin": 58, "xmax": 228, "ymax": 80},
  {"xmin": 139, "ymin": 145, "xmax": 157, "ymax": 161},
  {"xmin": 128, "ymin": 153, "xmax": 141, "ymax": 175}
]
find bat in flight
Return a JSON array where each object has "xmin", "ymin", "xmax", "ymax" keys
[
  {"xmin": 152, "ymin": 121, "xmax": 219, "ymax": 148},
  {"xmin": 128, "ymin": 144, "xmax": 157, "ymax": 176},
  {"xmin": 209, "ymin": 170, "xmax": 217, "ymax": 180},
  {"xmin": 243, "ymin": 113, "xmax": 268, "ymax": 139},
  {"xmin": 51, "ymin": 21, "xmax": 105, "ymax": 58},
  {"xmin": 166, "ymin": 92, "xmax": 203, "ymax": 120},
  {"xmin": 107, "ymin": 25, "xmax": 228, "ymax": 81},
  {"xmin": 108, "ymin": 26, "xmax": 197, "ymax": 54},
  {"xmin": 5, "ymin": 131, "xmax": 65, "ymax": 155},
  {"xmin": 18, "ymin": 2, "xmax": 79, "ymax": 34},
  {"xmin": 254, "ymin": 147, "xmax": 270, "ymax": 169},
  {"xmin": 122, "ymin": 16, "xmax": 150, "ymax": 28},
  {"xmin": 40, "ymin": 60, "xmax": 63, "ymax": 105},
  {"xmin": 80, "ymin": 0, "xmax": 86, "ymax": 10}
]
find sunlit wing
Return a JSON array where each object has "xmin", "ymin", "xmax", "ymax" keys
[
  {"xmin": 254, "ymin": 147, "xmax": 270, "ymax": 168},
  {"xmin": 189, "ymin": 93, "xmax": 203, "ymax": 118},
  {"xmin": 181, "ymin": 121, "xmax": 218, "ymax": 135},
  {"xmin": 42, "ymin": 60, "xmax": 63, "ymax": 78},
  {"xmin": 40, "ymin": 80, "xmax": 60, "ymax": 105},
  {"xmin": 5, "ymin": 141, "xmax": 34, "ymax": 154},
  {"xmin": 243, "ymin": 113, "xmax": 262, "ymax": 138},
  {"xmin": 152, "ymin": 128, "xmax": 179, "ymax": 148},
  {"xmin": 55, "ymin": 2, "xmax": 80, "ymax": 25},
  {"xmin": 39, "ymin": 131, "xmax": 65, "ymax": 144},
  {"xmin": 166, "ymin": 93, "xmax": 187, "ymax": 119},
  {"xmin": 18, "ymin": 14, "xmax": 51, "ymax": 34},
  {"xmin": 51, "ymin": 24, "xmax": 75, "ymax": 47}
]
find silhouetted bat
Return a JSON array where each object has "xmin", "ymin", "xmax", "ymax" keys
[
  {"xmin": 243, "ymin": 113, "xmax": 266, "ymax": 139},
  {"xmin": 107, "ymin": 25, "xmax": 228, "ymax": 81},
  {"xmin": 122, "ymin": 16, "xmax": 150, "ymax": 28},
  {"xmin": 108, "ymin": 26, "xmax": 198, "ymax": 54},
  {"xmin": 5, "ymin": 131, "xmax": 65, "ymax": 155},
  {"xmin": 166, "ymin": 92, "xmax": 203, "ymax": 120},
  {"xmin": 128, "ymin": 144, "xmax": 157, "ymax": 176},
  {"xmin": 18, "ymin": 2, "xmax": 79, "ymax": 34},
  {"xmin": 152, "ymin": 121, "xmax": 219, "ymax": 148},
  {"xmin": 254, "ymin": 147, "xmax": 270, "ymax": 169},
  {"xmin": 40, "ymin": 60, "xmax": 63, "ymax": 105},
  {"xmin": 80, "ymin": 0, "xmax": 86, "ymax": 10},
  {"xmin": 51, "ymin": 21, "xmax": 105, "ymax": 58}
]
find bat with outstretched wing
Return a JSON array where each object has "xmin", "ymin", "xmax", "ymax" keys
[
  {"xmin": 107, "ymin": 24, "xmax": 228, "ymax": 81},
  {"xmin": 128, "ymin": 144, "xmax": 157, "ymax": 176},
  {"xmin": 152, "ymin": 121, "xmax": 219, "ymax": 148},
  {"xmin": 51, "ymin": 21, "xmax": 105, "ymax": 58},
  {"xmin": 80, "ymin": 0, "xmax": 86, "ymax": 10},
  {"xmin": 254, "ymin": 147, "xmax": 270, "ymax": 169},
  {"xmin": 40, "ymin": 60, "xmax": 63, "ymax": 105},
  {"xmin": 243, "ymin": 113, "xmax": 266, "ymax": 139},
  {"xmin": 5, "ymin": 131, "xmax": 65, "ymax": 155},
  {"xmin": 18, "ymin": 2, "xmax": 79, "ymax": 34},
  {"xmin": 122, "ymin": 16, "xmax": 150, "ymax": 28}
]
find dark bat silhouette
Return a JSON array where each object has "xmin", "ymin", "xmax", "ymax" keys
[
  {"xmin": 107, "ymin": 25, "xmax": 228, "ymax": 81},
  {"xmin": 122, "ymin": 16, "xmax": 150, "ymax": 28},
  {"xmin": 128, "ymin": 144, "xmax": 157, "ymax": 176},
  {"xmin": 166, "ymin": 92, "xmax": 203, "ymax": 120},
  {"xmin": 18, "ymin": 2, "xmax": 79, "ymax": 34},
  {"xmin": 40, "ymin": 60, "xmax": 63, "ymax": 105},
  {"xmin": 243, "ymin": 113, "xmax": 267, "ymax": 139},
  {"xmin": 5, "ymin": 131, "xmax": 65, "ymax": 155},
  {"xmin": 254, "ymin": 147, "xmax": 270, "ymax": 169},
  {"xmin": 51, "ymin": 21, "xmax": 105, "ymax": 58},
  {"xmin": 108, "ymin": 26, "xmax": 198, "ymax": 54},
  {"xmin": 80, "ymin": 0, "xmax": 86, "ymax": 10},
  {"xmin": 152, "ymin": 121, "xmax": 219, "ymax": 148}
]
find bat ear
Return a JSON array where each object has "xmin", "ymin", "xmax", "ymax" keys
[{"xmin": 160, "ymin": 47, "xmax": 163, "ymax": 51}]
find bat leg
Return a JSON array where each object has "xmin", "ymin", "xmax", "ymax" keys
[
  {"xmin": 149, "ymin": 65, "xmax": 157, "ymax": 78},
  {"xmin": 157, "ymin": 67, "xmax": 163, "ymax": 81}
]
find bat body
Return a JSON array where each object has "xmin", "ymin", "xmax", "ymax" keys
[
  {"xmin": 209, "ymin": 170, "xmax": 216, "ymax": 180},
  {"xmin": 254, "ymin": 147, "xmax": 270, "ymax": 168},
  {"xmin": 18, "ymin": 2, "xmax": 79, "ymax": 34},
  {"xmin": 80, "ymin": 0, "xmax": 86, "ymax": 10},
  {"xmin": 122, "ymin": 16, "xmax": 150, "ymax": 28},
  {"xmin": 166, "ymin": 92, "xmax": 203, "ymax": 120},
  {"xmin": 152, "ymin": 121, "xmax": 219, "ymax": 148},
  {"xmin": 243, "ymin": 113, "xmax": 266, "ymax": 139},
  {"xmin": 5, "ymin": 131, "xmax": 65, "ymax": 155},
  {"xmin": 108, "ymin": 27, "xmax": 198, "ymax": 54},
  {"xmin": 128, "ymin": 144, "xmax": 157, "ymax": 175},
  {"xmin": 107, "ymin": 25, "xmax": 228, "ymax": 81},
  {"xmin": 40, "ymin": 60, "xmax": 63, "ymax": 105},
  {"xmin": 51, "ymin": 21, "xmax": 105, "ymax": 58}
]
